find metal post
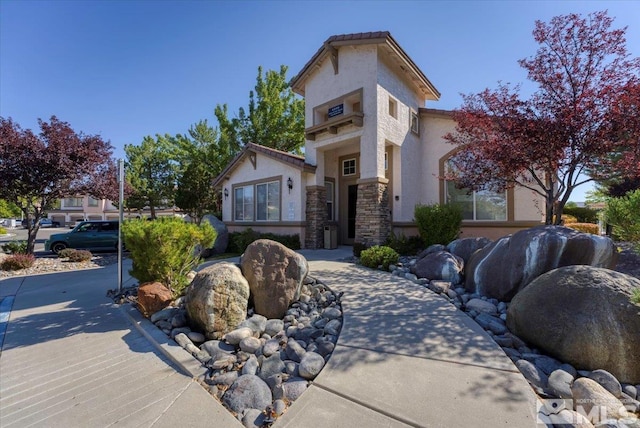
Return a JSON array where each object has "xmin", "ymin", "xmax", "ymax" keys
[{"xmin": 117, "ymin": 159, "xmax": 124, "ymax": 294}]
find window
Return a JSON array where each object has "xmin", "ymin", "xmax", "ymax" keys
[
  {"xmin": 388, "ymin": 97, "xmax": 397, "ymax": 119},
  {"xmin": 444, "ymin": 161, "xmax": 506, "ymax": 220},
  {"xmin": 410, "ymin": 111, "xmax": 419, "ymax": 134},
  {"xmin": 343, "ymin": 159, "xmax": 356, "ymax": 176},
  {"xmin": 234, "ymin": 180, "xmax": 281, "ymax": 222},
  {"xmin": 63, "ymin": 197, "xmax": 83, "ymax": 208},
  {"xmin": 256, "ymin": 181, "xmax": 280, "ymax": 221},
  {"xmin": 325, "ymin": 181, "xmax": 334, "ymax": 221},
  {"xmin": 88, "ymin": 197, "xmax": 99, "ymax": 207},
  {"xmin": 234, "ymin": 186, "xmax": 254, "ymax": 221},
  {"xmin": 384, "ymin": 152, "xmax": 388, "ymax": 171}
]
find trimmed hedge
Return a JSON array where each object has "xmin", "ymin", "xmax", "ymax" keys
[
  {"xmin": 66, "ymin": 249, "xmax": 93, "ymax": 262},
  {"xmin": 228, "ymin": 228, "xmax": 301, "ymax": 253},
  {"xmin": 1, "ymin": 253, "xmax": 35, "ymax": 270},
  {"xmin": 414, "ymin": 203, "xmax": 462, "ymax": 248},
  {"xmin": 360, "ymin": 245, "xmax": 399, "ymax": 270},
  {"xmin": 565, "ymin": 223, "xmax": 599, "ymax": 235}
]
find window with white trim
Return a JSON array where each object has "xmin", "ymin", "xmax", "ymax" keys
[
  {"xmin": 342, "ymin": 159, "xmax": 356, "ymax": 176},
  {"xmin": 444, "ymin": 160, "xmax": 506, "ymax": 220},
  {"xmin": 325, "ymin": 181, "xmax": 334, "ymax": 221}
]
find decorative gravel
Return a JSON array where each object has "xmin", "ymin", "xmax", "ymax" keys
[{"xmin": 0, "ymin": 253, "xmax": 119, "ymax": 278}]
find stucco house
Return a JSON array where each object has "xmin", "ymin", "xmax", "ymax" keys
[{"xmin": 214, "ymin": 31, "xmax": 543, "ymax": 249}]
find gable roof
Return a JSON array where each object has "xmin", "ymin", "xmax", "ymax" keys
[
  {"xmin": 212, "ymin": 143, "xmax": 316, "ymax": 188},
  {"xmin": 290, "ymin": 31, "xmax": 440, "ymax": 101}
]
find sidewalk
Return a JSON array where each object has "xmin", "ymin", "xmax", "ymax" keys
[{"xmin": 0, "ymin": 248, "xmax": 537, "ymax": 427}]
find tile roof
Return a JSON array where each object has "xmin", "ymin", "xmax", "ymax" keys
[{"xmin": 212, "ymin": 143, "xmax": 316, "ymax": 188}]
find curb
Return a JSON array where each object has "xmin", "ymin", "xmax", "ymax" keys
[{"xmin": 117, "ymin": 303, "xmax": 208, "ymax": 380}]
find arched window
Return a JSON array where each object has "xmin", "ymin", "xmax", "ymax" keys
[{"xmin": 444, "ymin": 159, "xmax": 507, "ymax": 221}]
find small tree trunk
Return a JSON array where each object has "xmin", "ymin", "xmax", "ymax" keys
[{"xmin": 26, "ymin": 226, "xmax": 38, "ymax": 254}]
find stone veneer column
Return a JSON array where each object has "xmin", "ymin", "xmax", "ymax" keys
[
  {"xmin": 355, "ymin": 178, "xmax": 390, "ymax": 247},
  {"xmin": 305, "ymin": 185, "xmax": 327, "ymax": 249}
]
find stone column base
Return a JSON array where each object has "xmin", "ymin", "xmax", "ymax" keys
[
  {"xmin": 305, "ymin": 185, "xmax": 327, "ymax": 249},
  {"xmin": 355, "ymin": 178, "xmax": 390, "ymax": 247}
]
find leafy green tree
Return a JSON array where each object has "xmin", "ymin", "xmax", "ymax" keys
[
  {"xmin": 215, "ymin": 65, "xmax": 304, "ymax": 153},
  {"xmin": 124, "ymin": 135, "xmax": 177, "ymax": 218},
  {"xmin": 172, "ymin": 120, "xmax": 236, "ymax": 224},
  {"xmin": 604, "ymin": 189, "xmax": 640, "ymax": 243},
  {"xmin": 0, "ymin": 199, "xmax": 21, "ymax": 218}
]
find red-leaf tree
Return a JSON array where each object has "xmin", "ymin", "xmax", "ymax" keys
[
  {"xmin": 445, "ymin": 11, "xmax": 640, "ymax": 224},
  {"xmin": 0, "ymin": 116, "xmax": 116, "ymax": 253}
]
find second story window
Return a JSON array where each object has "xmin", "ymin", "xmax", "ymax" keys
[
  {"xmin": 388, "ymin": 97, "xmax": 397, "ymax": 119},
  {"xmin": 342, "ymin": 159, "xmax": 356, "ymax": 176},
  {"xmin": 62, "ymin": 197, "xmax": 83, "ymax": 208},
  {"xmin": 88, "ymin": 197, "xmax": 99, "ymax": 207},
  {"xmin": 410, "ymin": 111, "xmax": 419, "ymax": 135}
]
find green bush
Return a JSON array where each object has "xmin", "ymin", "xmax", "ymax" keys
[
  {"xmin": 1, "ymin": 240, "xmax": 28, "ymax": 255},
  {"xmin": 66, "ymin": 249, "xmax": 92, "ymax": 262},
  {"xmin": 360, "ymin": 245, "xmax": 399, "ymax": 270},
  {"xmin": 0, "ymin": 226, "xmax": 7, "ymax": 235},
  {"xmin": 414, "ymin": 203, "xmax": 462, "ymax": 248},
  {"xmin": 386, "ymin": 231, "xmax": 424, "ymax": 256},
  {"xmin": 632, "ymin": 288, "xmax": 640, "ymax": 305},
  {"xmin": 228, "ymin": 228, "xmax": 301, "ymax": 253},
  {"xmin": 563, "ymin": 206, "xmax": 599, "ymax": 223},
  {"xmin": 1, "ymin": 253, "xmax": 35, "ymax": 270},
  {"xmin": 605, "ymin": 190, "xmax": 640, "ymax": 243},
  {"xmin": 122, "ymin": 217, "xmax": 216, "ymax": 297}
]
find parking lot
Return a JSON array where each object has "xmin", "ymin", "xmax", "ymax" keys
[{"xmin": 0, "ymin": 226, "xmax": 70, "ymax": 254}]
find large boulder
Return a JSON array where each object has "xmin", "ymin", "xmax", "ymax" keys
[
  {"xmin": 240, "ymin": 239, "xmax": 308, "ymax": 319},
  {"xmin": 446, "ymin": 237, "xmax": 492, "ymax": 265},
  {"xmin": 222, "ymin": 374, "xmax": 272, "ymax": 414},
  {"xmin": 465, "ymin": 225, "xmax": 617, "ymax": 301},
  {"xmin": 411, "ymin": 251, "xmax": 464, "ymax": 284},
  {"xmin": 507, "ymin": 266, "xmax": 640, "ymax": 384},
  {"xmin": 202, "ymin": 214, "xmax": 229, "ymax": 255},
  {"xmin": 185, "ymin": 262, "xmax": 250, "ymax": 339},
  {"xmin": 137, "ymin": 281, "xmax": 173, "ymax": 317}
]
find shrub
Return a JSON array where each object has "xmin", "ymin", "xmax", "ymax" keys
[
  {"xmin": 414, "ymin": 203, "xmax": 462, "ymax": 248},
  {"xmin": 563, "ymin": 206, "xmax": 599, "ymax": 223},
  {"xmin": 122, "ymin": 217, "xmax": 216, "ymax": 297},
  {"xmin": 632, "ymin": 288, "xmax": 640, "ymax": 305},
  {"xmin": 58, "ymin": 248, "xmax": 77, "ymax": 258},
  {"xmin": 565, "ymin": 223, "xmax": 600, "ymax": 234},
  {"xmin": 561, "ymin": 214, "xmax": 578, "ymax": 224},
  {"xmin": 386, "ymin": 231, "xmax": 423, "ymax": 256},
  {"xmin": 1, "ymin": 240, "xmax": 28, "ymax": 255},
  {"xmin": 0, "ymin": 226, "xmax": 7, "ymax": 235},
  {"xmin": 66, "ymin": 249, "xmax": 92, "ymax": 262},
  {"xmin": 605, "ymin": 190, "xmax": 640, "ymax": 243},
  {"xmin": 1, "ymin": 253, "xmax": 35, "ymax": 270},
  {"xmin": 360, "ymin": 245, "xmax": 399, "ymax": 270},
  {"xmin": 227, "ymin": 228, "xmax": 301, "ymax": 253}
]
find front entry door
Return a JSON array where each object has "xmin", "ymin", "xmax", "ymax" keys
[{"xmin": 347, "ymin": 185, "xmax": 357, "ymax": 241}]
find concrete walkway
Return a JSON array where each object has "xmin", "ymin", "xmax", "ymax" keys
[{"xmin": 0, "ymin": 248, "xmax": 537, "ymax": 427}]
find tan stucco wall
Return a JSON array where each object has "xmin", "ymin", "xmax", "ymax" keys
[{"xmin": 219, "ymin": 152, "xmax": 307, "ymax": 224}]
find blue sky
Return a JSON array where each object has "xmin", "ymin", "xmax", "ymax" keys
[{"xmin": 2, "ymin": 0, "xmax": 639, "ymax": 201}]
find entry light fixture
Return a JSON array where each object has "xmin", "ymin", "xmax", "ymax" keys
[
  {"xmin": 287, "ymin": 177, "xmax": 293, "ymax": 193},
  {"xmin": 224, "ymin": 188, "xmax": 229, "ymax": 199}
]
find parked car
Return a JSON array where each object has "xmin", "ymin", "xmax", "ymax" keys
[
  {"xmin": 22, "ymin": 218, "xmax": 60, "ymax": 228},
  {"xmin": 45, "ymin": 220, "xmax": 120, "ymax": 254}
]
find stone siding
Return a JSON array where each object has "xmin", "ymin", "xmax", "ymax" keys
[
  {"xmin": 355, "ymin": 180, "xmax": 390, "ymax": 247},
  {"xmin": 305, "ymin": 186, "xmax": 327, "ymax": 249}
]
